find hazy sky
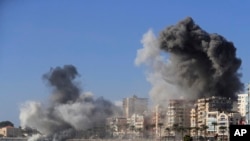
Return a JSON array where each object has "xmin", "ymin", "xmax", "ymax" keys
[{"xmin": 1, "ymin": 0, "xmax": 250, "ymax": 126}]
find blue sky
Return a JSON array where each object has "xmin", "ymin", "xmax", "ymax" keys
[{"xmin": 1, "ymin": 0, "xmax": 250, "ymax": 126}]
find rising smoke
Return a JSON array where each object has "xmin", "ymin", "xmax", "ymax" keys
[
  {"xmin": 20, "ymin": 65, "xmax": 120, "ymax": 141},
  {"xmin": 135, "ymin": 17, "xmax": 243, "ymax": 106}
]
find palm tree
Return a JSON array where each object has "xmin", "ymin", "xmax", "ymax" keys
[
  {"xmin": 172, "ymin": 124, "xmax": 179, "ymax": 141},
  {"xmin": 212, "ymin": 122, "xmax": 218, "ymax": 136},
  {"xmin": 165, "ymin": 127, "xmax": 171, "ymax": 141},
  {"xmin": 124, "ymin": 123, "xmax": 129, "ymax": 138},
  {"xmin": 219, "ymin": 126, "xmax": 227, "ymax": 141},
  {"xmin": 130, "ymin": 125, "xmax": 135, "ymax": 138},
  {"xmin": 151, "ymin": 123, "xmax": 156, "ymax": 138},
  {"xmin": 137, "ymin": 128, "xmax": 143, "ymax": 138},
  {"xmin": 158, "ymin": 123, "xmax": 164, "ymax": 141},
  {"xmin": 178, "ymin": 126, "xmax": 186, "ymax": 141},
  {"xmin": 200, "ymin": 124, "xmax": 209, "ymax": 140},
  {"xmin": 186, "ymin": 127, "xmax": 192, "ymax": 136},
  {"xmin": 194, "ymin": 127, "xmax": 200, "ymax": 141}
]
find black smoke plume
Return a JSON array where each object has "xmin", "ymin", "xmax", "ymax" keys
[
  {"xmin": 159, "ymin": 17, "xmax": 243, "ymax": 99},
  {"xmin": 43, "ymin": 65, "xmax": 80, "ymax": 104}
]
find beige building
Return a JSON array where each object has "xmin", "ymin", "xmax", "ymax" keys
[
  {"xmin": 0, "ymin": 126, "xmax": 22, "ymax": 137},
  {"xmin": 166, "ymin": 99, "xmax": 193, "ymax": 136},
  {"xmin": 190, "ymin": 96, "xmax": 235, "ymax": 139},
  {"xmin": 123, "ymin": 95, "xmax": 148, "ymax": 118},
  {"xmin": 128, "ymin": 114, "xmax": 144, "ymax": 130},
  {"xmin": 107, "ymin": 117, "xmax": 127, "ymax": 133},
  {"xmin": 195, "ymin": 96, "xmax": 233, "ymax": 128}
]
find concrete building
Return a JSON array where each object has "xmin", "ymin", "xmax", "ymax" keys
[
  {"xmin": 0, "ymin": 126, "xmax": 22, "ymax": 137},
  {"xmin": 123, "ymin": 95, "xmax": 148, "ymax": 119},
  {"xmin": 107, "ymin": 117, "xmax": 127, "ymax": 134},
  {"xmin": 196, "ymin": 96, "xmax": 233, "ymax": 128},
  {"xmin": 190, "ymin": 96, "xmax": 234, "ymax": 138},
  {"xmin": 166, "ymin": 99, "xmax": 194, "ymax": 136},
  {"xmin": 238, "ymin": 93, "xmax": 250, "ymax": 124},
  {"xmin": 166, "ymin": 100, "xmax": 193, "ymax": 127},
  {"xmin": 128, "ymin": 114, "xmax": 144, "ymax": 130}
]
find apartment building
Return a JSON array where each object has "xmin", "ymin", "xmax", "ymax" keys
[
  {"xmin": 196, "ymin": 96, "xmax": 233, "ymax": 127},
  {"xmin": 166, "ymin": 99, "xmax": 194, "ymax": 136},
  {"xmin": 123, "ymin": 95, "xmax": 148, "ymax": 118},
  {"xmin": 127, "ymin": 114, "xmax": 145, "ymax": 130},
  {"xmin": 238, "ymin": 93, "xmax": 249, "ymax": 124},
  {"xmin": 189, "ymin": 96, "xmax": 244, "ymax": 141},
  {"xmin": 107, "ymin": 117, "xmax": 127, "ymax": 132}
]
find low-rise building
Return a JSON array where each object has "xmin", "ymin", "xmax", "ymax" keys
[{"xmin": 0, "ymin": 126, "xmax": 22, "ymax": 137}]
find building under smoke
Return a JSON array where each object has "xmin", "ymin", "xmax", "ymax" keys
[
  {"xmin": 19, "ymin": 65, "xmax": 120, "ymax": 141},
  {"xmin": 123, "ymin": 95, "xmax": 148, "ymax": 118},
  {"xmin": 191, "ymin": 96, "xmax": 233, "ymax": 129},
  {"xmin": 135, "ymin": 17, "xmax": 243, "ymax": 108}
]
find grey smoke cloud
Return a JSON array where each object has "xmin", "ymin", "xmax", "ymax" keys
[
  {"xmin": 20, "ymin": 65, "xmax": 120, "ymax": 141},
  {"xmin": 159, "ymin": 17, "xmax": 243, "ymax": 99},
  {"xmin": 135, "ymin": 17, "xmax": 243, "ymax": 106},
  {"xmin": 43, "ymin": 65, "xmax": 80, "ymax": 104}
]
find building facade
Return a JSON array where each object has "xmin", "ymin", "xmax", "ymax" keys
[
  {"xmin": 166, "ymin": 99, "xmax": 193, "ymax": 136},
  {"xmin": 238, "ymin": 93, "xmax": 249, "ymax": 124},
  {"xmin": 196, "ymin": 96, "xmax": 233, "ymax": 128},
  {"xmin": 0, "ymin": 126, "xmax": 22, "ymax": 137},
  {"xmin": 123, "ymin": 95, "xmax": 148, "ymax": 119}
]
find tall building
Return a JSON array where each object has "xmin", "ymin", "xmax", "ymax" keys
[
  {"xmin": 166, "ymin": 99, "xmax": 194, "ymax": 136},
  {"xmin": 238, "ymin": 93, "xmax": 249, "ymax": 117},
  {"xmin": 196, "ymin": 96, "xmax": 233, "ymax": 128},
  {"xmin": 190, "ymin": 96, "xmax": 234, "ymax": 138},
  {"xmin": 123, "ymin": 95, "xmax": 148, "ymax": 118}
]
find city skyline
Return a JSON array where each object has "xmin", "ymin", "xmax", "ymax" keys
[{"xmin": 1, "ymin": 1, "xmax": 250, "ymax": 127}]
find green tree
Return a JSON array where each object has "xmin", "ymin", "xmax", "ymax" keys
[
  {"xmin": 158, "ymin": 122, "xmax": 164, "ymax": 141},
  {"xmin": 186, "ymin": 127, "xmax": 192, "ymax": 136},
  {"xmin": 212, "ymin": 122, "xmax": 218, "ymax": 136},
  {"xmin": 165, "ymin": 127, "xmax": 171, "ymax": 141},
  {"xmin": 0, "ymin": 121, "xmax": 14, "ymax": 128},
  {"xmin": 219, "ymin": 126, "xmax": 227, "ymax": 141},
  {"xmin": 193, "ymin": 127, "xmax": 200, "ymax": 141},
  {"xmin": 172, "ymin": 124, "xmax": 179, "ymax": 141},
  {"xmin": 200, "ymin": 124, "xmax": 209, "ymax": 139},
  {"xmin": 184, "ymin": 135, "xmax": 193, "ymax": 141},
  {"xmin": 179, "ymin": 126, "xmax": 186, "ymax": 141}
]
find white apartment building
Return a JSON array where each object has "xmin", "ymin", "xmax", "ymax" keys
[
  {"xmin": 123, "ymin": 95, "xmax": 148, "ymax": 118},
  {"xmin": 196, "ymin": 96, "xmax": 233, "ymax": 127},
  {"xmin": 127, "ymin": 114, "xmax": 144, "ymax": 129},
  {"xmin": 190, "ymin": 96, "xmax": 234, "ymax": 138},
  {"xmin": 238, "ymin": 93, "xmax": 249, "ymax": 124}
]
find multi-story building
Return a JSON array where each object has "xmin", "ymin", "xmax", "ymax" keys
[
  {"xmin": 190, "ymin": 96, "xmax": 234, "ymax": 138},
  {"xmin": 127, "ymin": 114, "xmax": 145, "ymax": 130},
  {"xmin": 123, "ymin": 95, "xmax": 148, "ymax": 118},
  {"xmin": 238, "ymin": 93, "xmax": 249, "ymax": 124},
  {"xmin": 166, "ymin": 99, "xmax": 193, "ymax": 136},
  {"xmin": 153, "ymin": 105, "xmax": 166, "ymax": 138},
  {"xmin": 107, "ymin": 116, "xmax": 127, "ymax": 137},
  {"xmin": 190, "ymin": 107, "xmax": 197, "ymax": 130},
  {"xmin": 196, "ymin": 96, "xmax": 233, "ymax": 128}
]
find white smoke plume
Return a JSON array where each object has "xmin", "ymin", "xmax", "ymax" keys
[
  {"xmin": 135, "ymin": 29, "xmax": 184, "ymax": 106},
  {"xmin": 28, "ymin": 134, "xmax": 42, "ymax": 141},
  {"xmin": 19, "ymin": 65, "xmax": 121, "ymax": 141}
]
